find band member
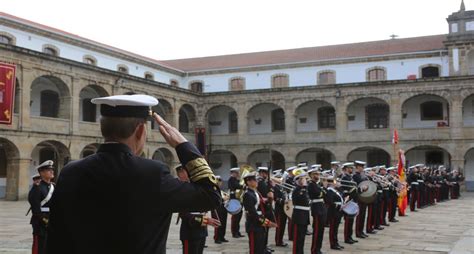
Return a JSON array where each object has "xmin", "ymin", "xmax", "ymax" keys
[
  {"xmin": 407, "ymin": 166, "xmax": 419, "ymax": 211},
  {"xmin": 386, "ymin": 167, "xmax": 399, "ymax": 222},
  {"xmin": 242, "ymin": 171, "xmax": 277, "ymax": 254},
  {"xmin": 32, "ymin": 174, "xmax": 41, "ymax": 186},
  {"xmin": 353, "ymin": 161, "xmax": 369, "ymax": 238},
  {"xmin": 229, "ymin": 167, "xmax": 245, "ymax": 238},
  {"xmin": 47, "ymin": 95, "xmax": 221, "ymax": 254},
  {"xmin": 450, "ymin": 170, "xmax": 463, "ymax": 199},
  {"xmin": 365, "ymin": 168, "xmax": 378, "ymax": 234},
  {"xmin": 213, "ymin": 176, "xmax": 229, "ymax": 244},
  {"xmin": 325, "ymin": 174, "xmax": 345, "ymax": 250},
  {"xmin": 273, "ymin": 170, "xmax": 288, "ymax": 247},
  {"xmin": 28, "ymin": 160, "xmax": 55, "ymax": 254},
  {"xmin": 291, "ymin": 168, "xmax": 310, "ymax": 254},
  {"xmin": 330, "ymin": 161, "xmax": 341, "ymax": 178},
  {"xmin": 340, "ymin": 162, "xmax": 358, "ymax": 244},
  {"xmin": 378, "ymin": 166, "xmax": 390, "ymax": 227},
  {"xmin": 307, "ymin": 166, "xmax": 327, "ymax": 254},
  {"xmin": 285, "ymin": 166, "xmax": 297, "ymax": 241},
  {"xmin": 415, "ymin": 164, "xmax": 426, "ymax": 208},
  {"xmin": 257, "ymin": 167, "xmax": 275, "ymax": 253}
]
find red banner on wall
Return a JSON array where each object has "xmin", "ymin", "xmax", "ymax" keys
[{"xmin": 0, "ymin": 63, "xmax": 16, "ymax": 125}]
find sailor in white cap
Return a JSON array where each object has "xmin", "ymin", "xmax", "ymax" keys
[
  {"xmin": 291, "ymin": 168, "xmax": 310, "ymax": 254},
  {"xmin": 47, "ymin": 95, "xmax": 221, "ymax": 254},
  {"xmin": 32, "ymin": 173, "xmax": 41, "ymax": 186},
  {"xmin": 228, "ymin": 167, "xmax": 244, "ymax": 238},
  {"xmin": 28, "ymin": 160, "xmax": 55, "ymax": 254},
  {"xmin": 325, "ymin": 173, "xmax": 345, "ymax": 250},
  {"xmin": 256, "ymin": 166, "xmax": 274, "ymax": 253},
  {"xmin": 407, "ymin": 164, "xmax": 421, "ymax": 212},
  {"xmin": 352, "ymin": 160, "xmax": 370, "ymax": 238},
  {"xmin": 330, "ymin": 161, "xmax": 341, "ymax": 178},
  {"xmin": 307, "ymin": 166, "xmax": 327, "ymax": 253},
  {"xmin": 339, "ymin": 162, "xmax": 358, "ymax": 244},
  {"xmin": 284, "ymin": 166, "xmax": 297, "ymax": 241}
]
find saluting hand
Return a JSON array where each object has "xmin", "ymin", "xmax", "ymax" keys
[{"xmin": 153, "ymin": 113, "xmax": 188, "ymax": 148}]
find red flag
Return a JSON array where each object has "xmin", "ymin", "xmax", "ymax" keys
[
  {"xmin": 397, "ymin": 149, "xmax": 408, "ymax": 215},
  {"xmin": 0, "ymin": 63, "xmax": 16, "ymax": 125},
  {"xmin": 392, "ymin": 129, "xmax": 399, "ymax": 144}
]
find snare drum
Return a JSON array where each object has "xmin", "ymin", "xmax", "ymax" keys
[
  {"xmin": 225, "ymin": 199, "xmax": 242, "ymax": 215},
  {"xmin": 341, "ymin": 200, "xmax": 359, "ymax": 218}
]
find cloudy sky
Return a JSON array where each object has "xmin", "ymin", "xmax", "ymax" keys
[{"xmin": 0, "ymin": 0, "xmax": 467, "ymax": 60}]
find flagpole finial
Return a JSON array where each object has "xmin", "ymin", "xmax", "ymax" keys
[{"xmin": 461, "ymin": 0, "xmax": 466, "ymax": 11}]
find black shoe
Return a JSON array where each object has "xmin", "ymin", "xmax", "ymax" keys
[
  {"xmin": 362, "ymin": 233, "xmax": 369, "ymax": 237},
  {"xmin": 221, "ymin": 238, "xmax": 229, "ymax": 242},
  {"xmin": 356, "ymin": 234, "xmax": 366, "ymax": 238},
  {"xmin": 330, "ymin": 246, "xmax": 343, "ymax": 250},
  {"xmin": 389, "ymin": 219, "xmax": 399, "ymax": 222},
  {"xmin": 344, "ymin": 240, "xmax": 354, "ymax": 244},
  {"xmin": 337, "ymin": 244, "xmax": 344, "ymax": 249},
  {"xmin": 350, "ymin": 238, "xmax": 359, "ymax": 243},
  {"xmin": 276, "ymin": 243, "xmax": 288, "ymax": 247},
  {"xmin": 214, "ymin": 240, "xmax": 222, "ymax": 244},
  {"xmin": 382, "ymin": 223, "xmax": 390, "ymax": 226},
  {"xmin": 238, "ymin": 233, "xmax": 245, "ymax": 237},
  {"xmin": 367, "ymin": 230, "xmax": 376, "ymax": 234},
  {"xmin": 375, "ymin": 226, "xmax": 384, "ymax": 230},
  {"xmin": 204, "ymin": 245, "xmax": 208, "ymax": 248},
  {"xmin": 266, "ymin": 247, "xmax": 275, "ymax": 252}
]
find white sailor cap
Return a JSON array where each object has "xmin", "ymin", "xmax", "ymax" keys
[
  {"xmin": 216, "ymin": 175, "xmax": 222, "ymax": 181},
  {"xmin": 298, "ymin": 166, "xmax": 308, "ymax": 172},
  {"xmin": 386, "ymin": 167, "xmax": 396, "ymax": 172},
  {"xmin": 355, "ymin": 160, "xmax": 366, "ymax": 166},
  {"xmin": 242, "ymin": 171, "xmax": 258, "ymax": 181},
  {"xmin": 297, "ymin": 162, "xmax": 307, "ymax": 167},
  {"xmin": 325, "ymin": 174, "xmax": 335, "ymax": 181},
  {"xmin": 415, "ymin": 164, "xmax": 424, "ymax": 168},
  {"xmin": 36, "ymin": 160, "xmax": 54, "ymax": 172},
  {"xmin": 363, "ymin": 167, "xmax": 373, "ymax": 172},
  {"xmin": 307, "ymin": 167, "xmax": 321, "ymax": 174},
  {"xmin": 272, "ymin": 169, "xmax": 283, "ymax": 175},
  {"xmin": 294, "ymin": 172, "xmax": 308, "ymax": 181},
  {"xmin": 286, "ymin": 166, "xmax": 297, "ymax": 172},
  {"xmin": 310, "ymin": 164, "xmax": 321, "ymax": 169},
  {"xmin": 230, "ymin": 167, "xmax": 240, "ymax": 172},
  {"xmin": 331, "ymin": 161, "xmax": 341, "ymax": 165},
  {"xmin": 342, "ymin": 162, "xmax": 355, "ymax": 168},
  {"xmin": 408, "ymin": 166, "xmax": 415, "ymax": 170},
  {"xmin": 257, "ymin": 167, "xmax": 269, "ymax": 172},
  {"xmin": 32, "ymin": 174, "xmax": 41, "ymax": 180},
  {"xmin": 321, "ymin": 170, "xmax": 332, "ymax": 176},
  {"xmin": 91, "ymin": 94, "xmax": 158, "ymax": 118},
  {"xmin": 378, "ymin": 165, "xmax": 387, "ymax": 169}
]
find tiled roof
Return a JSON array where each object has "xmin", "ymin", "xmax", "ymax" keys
[{"xmin": 162, "ymin": 35, "xmax": 447, "ymax": 72}]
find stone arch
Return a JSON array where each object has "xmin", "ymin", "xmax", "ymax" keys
[
  {"xmin": 295, "ymin": 148, "xmax": 336, "ymax": 169},
  {"xmin": 30, "ymin": 75, "xmax": 71, "ymax": 119},
  {"xmin": 0, "ymin": 138, "xmax": 20, "ymax": 200},
  {"xmin": 405, "ymin": 145, "xmax": 451, "ymax": 169},
  {"xmin": 151, "ymin": 99, "xmax": 173, "ymax": 130},
  {"xmin": 31, "ymin": 140, "xmax": 71, "ymax": 181},
  {"xmin": 464, "ymin": 148, "xmax": 474, "ymax": 191},
  {"xmin": 179, "ymin": 104, "xmax": 196, "ymax": 133},
  {"xmin": 347, "ymin": 146, "xmax": 391, "ymax": 167},
  {"xmin": 295, "ymin": 100, "xmax": 335, "ymax": 132},
  {"xmin": 346, "ymin": 97, "xmax": 389, "ymax": 130},
  {"xmin": 468, "ymin": 50, "xmax": 474, "ymax": 75},
  {"xmin": 208, "ymin": 150, "xmax": 238, "ymax": 182},
  {"xmin": 401, "ymin": 94, "xmax": 449, "ymax": 128},
  {"xmin": 247, "ymin": 103, "xmax": 285, "ymax": 134},
  {"xmin": 419, "ymin": 64, "xmax": 441, "ymax": 78},
  {"xmin": 42, "ymin": 44, "xmax": 60, "ymax": 56},
  {"xmin": 152, "ymin": 147, "xmax": 174, "ymax": 169},
  {"xmin": 80, "ymin": 143, "xmax": 100, "ymax": 158},
  {"xmin": 206, "ymin": 105, "xmax": 238, "ymax": 135},
  {"xmin": 462, "ymin": 94, "xmax": 474, "ymax": 126},
  {"xmin": 0, "ymin": 31, "xmax": 16, "ymax": 45},
  {"xmin": 79, "ymin": 85, "xmax": 109, "ymax": 122},
  {"xmin": 247, "ymin": 148, "xmax": 285, "ymax": 170}
]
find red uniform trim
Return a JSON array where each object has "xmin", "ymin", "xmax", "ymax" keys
[
  {"xmin": 249, "ymin": 231, "xmax": 255, "ymax": 254},
  {"xmin": 183, "ymin": 240, "xmax": 188, "ymax": 254},
  {"xmin": 32, "ymin": 235, "xmax": 38, "ymax": 254},
  {"xmin": 293, "ymin": 224, "xmax": 297, "ymax": 254},
  {"xmin": 311, "ymin": 217, "xmax": 319, "ymax": 253}
]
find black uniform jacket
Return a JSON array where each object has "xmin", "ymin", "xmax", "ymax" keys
[
  {"xmin": 243, "ymin": 188, "xmax": 267, "ymax": 232},
  {"xmin": 28, "ymin": 180, "xmax": 53, "ymax": 235},
  {"xmin": 326, "ymin": 187, "xmax": 344, "ymax": 216},
  {"xmin": 47, "ymin": 142, "xmax": 221, "ymax": 254},
  {"xmin": 307, "ymin": 180, "xmax": 327, "ymax": 217},
  {"xmin": 228, "ymin": 176, "xmax": 243, "ymax": 199},
  {"xmin": 179, "ymin": 212, "xmax": 208, "ymax": 240},
  {"xmin": 291, "ymin": 185, "xmax": 310, "ymax": 225},
  {"xmin": 273, "ymin": 185, "xmax": 286, "ymax": 210}
]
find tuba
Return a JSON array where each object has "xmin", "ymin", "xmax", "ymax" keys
[{"xmin": 236, "ymin": 164, "xmax": 256, "ymax": 201}]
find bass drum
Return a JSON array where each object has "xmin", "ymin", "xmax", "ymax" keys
[
  {"xmin": 225, "ymin": 199, "xmax": 242, "ymax": 215},
  {"xmin": 284, "ymin": 200, "xmax": 294, "ymax": 218},
  {"xmin": 357, "ymin": 180, "xmax": 377, "ymax": 204},
  {"xmin": 341, "ymin": 200, "xmax": 359, "ymax": 217}
]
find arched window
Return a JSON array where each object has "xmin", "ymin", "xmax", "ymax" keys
[
  {"xmin": 421, "ymin": 66, "xmax": 440, "ymax": 78},
  {"xmin": 318, "ymin": 71, "xmax": 336, "ymax": 85},
  {"xmin": 229, "ymin": 111, "xmax": 238, "ymax": 133},
  {"xmin": 367, "ymin": 67, "xmax": 386, "ymax": 81},
  {"xmin": 81, "ymin": 98, "xmax": 96, "ymax": 122},
  {"xmin": 229, "ymin": 77, "xmax": 245, "ymax": 91},
  {"xmin": 190, "ymin": 82, "xmax": 203, "ymax": 93},
  {"xmin": 420, "ymin": 101, "xmax": 443, "ymax": 120},
  {"xmin": 179, "ymin": 108, "xmax": 189, "ymax": 133},
  {"xmin": 83, "ymin": 56, "xmax": 97, "ymax": 66},
  {"xmin": 271, "ymin": 74, "xmax": 289, "ymax": 88},
  {"xmin": 170, "ymin": 79, "xmax": 179, "ymax": 86},
  {"xmin": 144, "ymin": 72, "xmax": 154, "ymax": 80},
  {"xmin": 40, "ymin": 90, "xmax": 59, "ymax": 117},
  {"xmin": 366, "ymin": 104, "xmax": 389, "ymax": 129},
  {"xmin": 0, "ymin": 35, "xmax": 12, "ymax": 44},
  {"xmin": 117, "ymin": 65, "xmax": 129, "ymax": 74},
  {"xmin": 271, "ymin": 108, "xmax": 285, "ymax": 132},
  {"xmin": 318, "ymin": 107, "xmax": 335, "ymax": 129},
  {"xmin": 43, "ymin": 46, "xmax": 58, "ymax": 56}
]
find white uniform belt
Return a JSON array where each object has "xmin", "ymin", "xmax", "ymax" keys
[
  {"xmin": 377, "ymin": 190, "xmax": 383, "ymax": 193},
  {"xmin": 451, "ymin": 182, "xmax": 458, "ymax": 184},
  {"xmin": 334, "ymin": 202, "xmax": 342, "ymax": 205},
  {"xmin": 256, "ymin": 211, "xmax": 262, "ymax": 215},
  {"xmin": 230, "ymin": 191, "xmax": 235, "ymax": 194},
  {"xmin": 383, "ymin": 188, "xmax": 389, "ymax": 190},
  {"xmin": 294, "ymin": 206, "xmax": 310, "ymax": 211},
  {"xmin": 311, "ymin": 199, "xmax": 323, "ymax": 203},
  {"xmin": 411, "ymin": 182, "xmax": 419, "ymax": 185},
  {"xmin": 40, "ymin": 207, "xmax": 50, "ymax": 212},
  {"xmin": 417, "ymin": 180, "xmax": 424, "ymax": 183},
  {"xmin": 189, "ymin": 212, "xmax": 202, "ymax": 215}
]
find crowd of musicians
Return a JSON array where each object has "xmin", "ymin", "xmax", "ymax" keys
[{"xmin": 28, "ymin": 159, "xmax": 465, "ymax": 254}]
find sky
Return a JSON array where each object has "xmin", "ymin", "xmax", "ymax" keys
[{"xmin": 0, "ymin": 0, "xmax": 468, "ymax": 60}]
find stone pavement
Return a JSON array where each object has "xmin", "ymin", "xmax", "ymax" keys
[{"xmin": 1, "ymin": 193, "xmax": 473, "ymax": 254}]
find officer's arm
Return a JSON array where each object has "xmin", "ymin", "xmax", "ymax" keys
[
  {"xmin": 180, "ymin": 212, "xmax": 205, "ymax": 227},
  {"xmin": 28, "ymin": 185, "xmax": 42, "ymax": 215},
  {"xmin": 159, "ymin": 142, "xmax": 221, "ymax": 212}
]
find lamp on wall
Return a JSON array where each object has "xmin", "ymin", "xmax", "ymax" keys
[{"xmin": 254, "ymin": 118, "xmax": 262, "ymax": 124}]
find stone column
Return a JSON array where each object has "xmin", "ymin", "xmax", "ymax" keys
[
  {"xmin": 389, "ymin": 93, "xmax": 402, "ymax": 130},
  {"xmin": 335, "ymin": 96, "xmax": 348, "ymax": 142},
  {"xmin": 6, "ymin": 158, "xmax": 31, "ymax": 201},
  {"xmin": 20, "ymin": 69, "xmax": 36, "ymax": 131},
  {"xmin": 449, "ymin": 92, "xmax": 463, "ymax": 139},
  {"xmin": 285, "ymin": 102, "xmax": 296, "ymax": 141},
  {"xmin": 70, "ymin": 77, "xmax": 82, "ymax": 135},
  {"xmin": 237, "ymin": 104, "xmax": 248, "ymax": 143}
]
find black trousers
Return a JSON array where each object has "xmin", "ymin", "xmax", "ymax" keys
[
  {"xmin": 212, "ymin": 208, "xmax": 227, "ymax": 241},
  {"xmin": 388, "ymin": 194, "xmax": 398, "ymax": 220},
  {"xmin": 343, "ymin": 215, "xmax": 354, "ymax": 241},
  {"xmin": 328, "ymin": 212, "xmax": 342, "ymax": 247},
  {"xmin": 32, "ymin": 234, "xmax": 47, "ymax": 254},
  {"xmin": 292, "ymin": 223, "xmax": 307, "ymax": 254},
  {"xmin": 288, "ymin": 218, "xmax": 294, "ymax": 241},
  {"xmin": 274, "ymin": 206, "xmax": 287, "ymax": 245},
  {"xmin": 356, "ymin": 202, "xmax": 367, "ymax": 236},
  {"xmin": 181, "ymin": 238, "xmax": 205, "ymax": 254},
  {"xmin": 231, "ymin": 210, "xmax": 243, "ymax": 235},
  {"xmin": 311, "ymin": 214, "xmax": 326, "ymax": 253},
  {"xmin": 410, "ymin": 186, "xmax": 418, "ymax": 211},
  {"xmin": 248, "ymin": 229, "xmax": 266, "ymax": 254}
]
